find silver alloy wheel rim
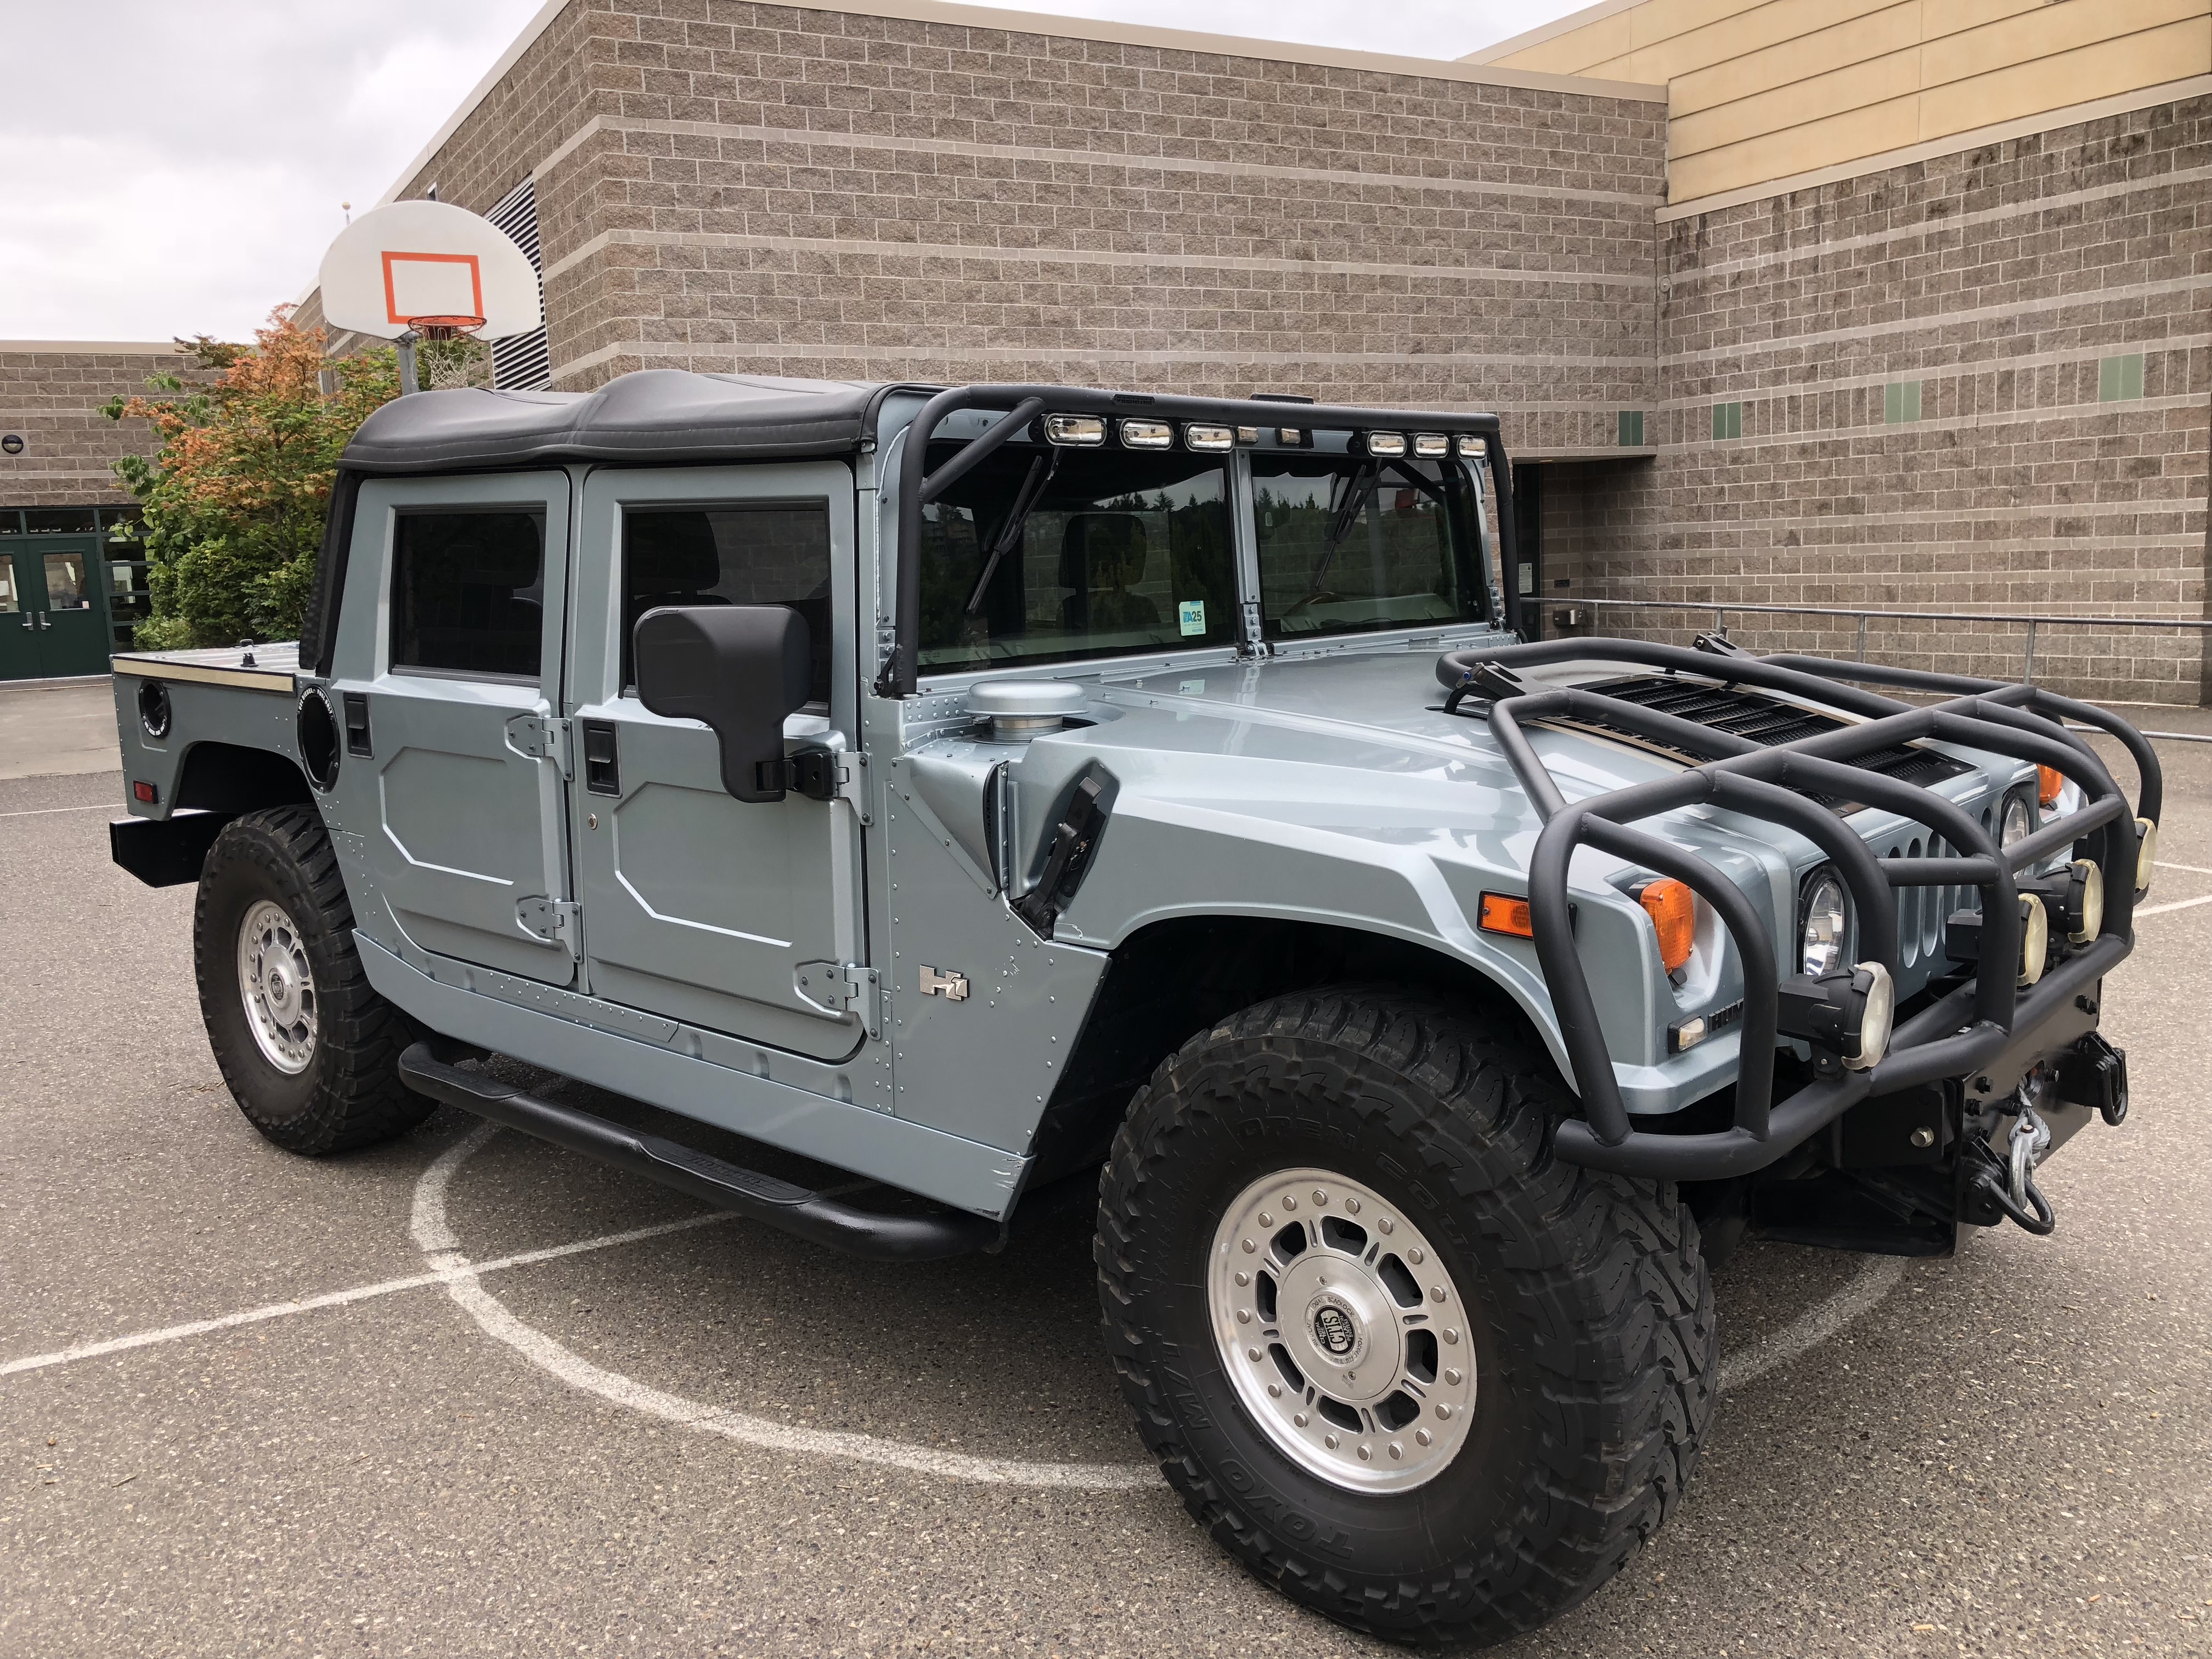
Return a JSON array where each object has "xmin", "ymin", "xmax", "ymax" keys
[
  {"xmin": 236, "ymin": 899, "xmax": 318, "ymax": 1075},
  {"xmin": 1208, "ymin": 1167, "xmax": 1476, "ymax": 1493}
]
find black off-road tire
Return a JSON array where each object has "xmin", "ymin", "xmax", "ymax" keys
[
  {"xmin": 1095, "ymin": 987, "xmax": 1717, "ymax": 1646},
  {"xmin": 194, "ymin": 807, "xmax": 433, "ymax": 1155}
]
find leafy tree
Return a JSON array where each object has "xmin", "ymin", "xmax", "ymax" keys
[{"xmin": 103, "ymin": 309, "xmax": 400, "ymax": 648}]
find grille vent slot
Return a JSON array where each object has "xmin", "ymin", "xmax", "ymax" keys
[{"xmin": 1557, "ymin": 675, "xmax": 1972, "ymax": 812}]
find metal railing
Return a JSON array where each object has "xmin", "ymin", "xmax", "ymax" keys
[
  {"xmin": 1553, "ymin": 595, "xmax": 2212, "ymax": 741},
  {"xmin": 1553, "ymin": 595, "xmax": 2212, "ymax": 684}
]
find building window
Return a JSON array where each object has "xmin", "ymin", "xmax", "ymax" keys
[
  {"xmin": 1883, "ymin": 381, "xmax": 1923, "ymax": 424},
  {"xmin": 2098, "ymin": 354, "xmax": 2145, "ymax": 402},
  {"xmin": 1617, "ymin": 410, "xmax": 1646, "ymax": 446},
  {"xmin": 1711, "ymin": 402, "xmax": 1743, "ymax": 441}
]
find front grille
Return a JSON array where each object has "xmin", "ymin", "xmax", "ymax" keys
[{"xmin": 1557, "ymin": 674, "xmax": 1971, "ymax": 810}]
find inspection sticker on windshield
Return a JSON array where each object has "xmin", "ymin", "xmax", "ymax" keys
[{"xmin": 1178, "ymin": 600, "xmax": 1206, "ymax": 636}]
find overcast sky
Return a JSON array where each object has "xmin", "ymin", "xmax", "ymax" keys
[{"xmin": 0, "ymin": 0, "xmax": 1582, "ymax": 345}]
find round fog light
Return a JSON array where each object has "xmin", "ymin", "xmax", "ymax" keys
[
  {"xmin": 2135, "ymin": 816, "xmax": 2157, "ymax": 894},
  {"xmin": 2068, "ymin": 858, "xmax": 2104, "ymax": 944},
  {"xmin": 1847, "ymin": 961, "xmax": 1893, "ymax": 1071},
  {"xmin": 2018, "ymin": 893, "xmax": 2049, "ymax": 986}
]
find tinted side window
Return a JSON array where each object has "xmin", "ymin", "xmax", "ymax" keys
[
  {"xmin": 390, "ymin": 509, "xmax": 546, "ymax": 678},
  {"xmin": 621, "ymin": 504, "xmax": 833, "ymax": 703},
  {"xmin": 917, "ymin": 443, "xmax": 1235, "ymax": 673}
]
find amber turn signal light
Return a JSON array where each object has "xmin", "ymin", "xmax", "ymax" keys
[
  {"xmin": 2037, "ymin": 764, "xmax": 2064, "ymax": 808},
  {"xmin": 1637, "ymin": 878, "xmax": 1695, "ymax": 973},
  {"xmin": 1477, "ymin": 893, "xmax": 1534, "ymax": 939}
]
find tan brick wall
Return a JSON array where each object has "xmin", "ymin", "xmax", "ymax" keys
[
  {"xmin": 1545, "ymin": 92, "xmax": 2212, "ymax": 704},
  {"xmin": 0, "ymin": 345, "xmax": 195, "ymax": 509},
  {"xmin": 374, "ymin": 2, "xmax": 1668, "ymax": 456}
]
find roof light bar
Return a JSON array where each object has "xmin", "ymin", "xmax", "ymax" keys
[
  {"xmin": 1363, "ymin": 431, "xmax": 1408, "ymax": 458},
  {"xmin": 1183, "ymin": 423, "xmax": 1234, "ymax": 452},
  {"xmin": 1120, "ymin": 419, "xmax": 1173, "ymax": 450},
  {"xmin": 1045, "ymin": 414, "xmax": 1105, "ymax": 446},
  {"xmin": 1412, "ymin": 433, "xmax": 1449, "ymax": 458}
]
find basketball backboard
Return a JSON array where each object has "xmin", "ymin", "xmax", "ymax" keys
[{"xmin": 318, "ymin": 200, "xmax": 541, "ymax": 342}]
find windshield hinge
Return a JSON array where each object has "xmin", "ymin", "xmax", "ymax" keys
[
  {"xmin": 515, "ymin": 896, "xmax": 580, "ymax": 949},
  {"xmin": 794, "ymin": 961, "xmax": 882, "ymax": 1036},
  {"xmin": 506, "ymin": 713, "xmax": 573, "ymax": 779}
]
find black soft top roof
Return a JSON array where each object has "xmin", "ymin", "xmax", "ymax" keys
[{"xmin": 340, "ymin": 370, "xmax": 893, "ymax": 473}]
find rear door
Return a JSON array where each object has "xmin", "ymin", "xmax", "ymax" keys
[
  {"xmin": 325, "ymin": 471, "xmax": 575, "ymax": 984},
  {"xmin": 565, "ymin": 463, "xmax": 862, "ymax": 1060}
]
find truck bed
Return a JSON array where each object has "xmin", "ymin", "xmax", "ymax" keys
[{"xmin": 110, "ymin": 640, "xmax": 299, "ymax": 695}]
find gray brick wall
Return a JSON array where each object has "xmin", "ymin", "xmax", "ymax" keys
[
  {"xmin": 1548, "ymin": 93, "xmax": 2212, "ymax": 704},
  {"xmin": 0, "ymin": 346, "xmax": 196, "ymax": 510}
]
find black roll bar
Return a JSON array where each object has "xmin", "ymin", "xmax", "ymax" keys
[
  {"xmin": 880, "ymin": 384, "xmax": 1516, "ymax": 696},
  {"xmin": 1436, "ymin": 636, "xmax": 2153, "ymax": 1180}
]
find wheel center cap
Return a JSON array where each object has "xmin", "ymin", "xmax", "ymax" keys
[
  {"xmin": 265, "ymin": 961, "xmax": 294, "ymax": 1015},
  {"xmin": 1305, "ymin": 1292, "xmax": 1368, "ymax": 1368},
  {"xmin": 1276, "ymin": 1257, "xmax": 1396, "ymax": 1404}
]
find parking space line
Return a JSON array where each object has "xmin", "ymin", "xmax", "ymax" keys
[
  {"xmin": 0, "ymin": 803, "xmax": 116, "ymax": 819},
  {"xmin": 0, "ymin": 1210, "xmax": 730, "ymax": 1379},
  {"xmin": 2134, "ymin": 893, "xmax": 2212, "ymax": 918},
  {"xmin": 2153, "ymin": 860, "xmax": 2212, "ymax": 877}
]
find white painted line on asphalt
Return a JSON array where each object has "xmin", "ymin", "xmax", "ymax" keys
[
  {"xmin": 2133, "ymin": 893, "xmax": 2212, "ymax": 918},
  {"xmin": 2154, "ymin": 861, "xmax": 2212, "ymax": 876},
  {"xmin": 413, "ymin": 1125, "xmax": 1908, "ymax": 1486},
  {"xmin": 1715, "ymin": 1256, "xmax": 1908, "ymax": 1395},
  {"xmin": 2, "ymin": 1126, "xmax": 1911, "ymax": 1463},
  {"xmin": 409, "ymin": 1122, "xmax": 1163, "ymax": 1491},
  {"xmin": 0, "ymin": 1207, "xmax": 729, "ymax": 1379},
  {"xmin": 0, "ymin": 802, "xmax": 115, "ymax": 819}
]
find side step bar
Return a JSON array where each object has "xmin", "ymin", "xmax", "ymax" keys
[{"xmin": 397, "ymin": 1043, "xmax": 998, "ymax": 1262}]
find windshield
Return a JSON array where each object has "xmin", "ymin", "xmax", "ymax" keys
[
  {"xmin": 918, "ymin": 441, "xmax": 1238, "ymax": 672},
  {"xmin": 1254, "ymin": 455, "xmax": 1489, "ymax": 640}
]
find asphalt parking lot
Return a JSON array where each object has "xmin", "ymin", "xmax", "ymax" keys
[{"xmin": 3, "ymin": 683, "xmax": 2208, "ymax": 1657}]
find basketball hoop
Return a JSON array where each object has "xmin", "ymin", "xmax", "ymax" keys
[
  {"xmin": 404, "ymin": 315, "xmax": 488, "ymax": 342},
  {"xmin": 318, "ymin": 201, "xmax": 540, "ymax": 348}
]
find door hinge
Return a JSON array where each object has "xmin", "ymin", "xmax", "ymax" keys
[
  {"xmin": 794, "ymin": 960, "xmax": 882, "ymax": 1036},
  {"xmin": 516, "ymin": 896, "xmax": 580, "ymax": 948},
  {"xmin": 506, "ymin": 713, "xmax": 573, "ymax": 779}
]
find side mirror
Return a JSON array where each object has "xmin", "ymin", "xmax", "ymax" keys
[{"xmin": 634, "ymin": 605, "xmax": 811, "ymax": 802}]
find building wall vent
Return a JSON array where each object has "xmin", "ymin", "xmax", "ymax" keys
[{"xmin": 485, "ymin": 176, "xmax": 551, "ymax": 391}]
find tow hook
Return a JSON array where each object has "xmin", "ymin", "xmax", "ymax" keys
[{"xmin": 1967, "ymin": 1101, "xmax": 2057, "ymax": 1235}]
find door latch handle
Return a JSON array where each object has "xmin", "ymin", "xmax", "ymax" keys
[{"xmin": 36, "ymin": 611, "xmax": 50, "ymax": 630}]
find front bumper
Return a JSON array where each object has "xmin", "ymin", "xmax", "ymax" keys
[{"xmin": 1436, "ymin": 637, "xmax": 2156, "ymax": 1183}]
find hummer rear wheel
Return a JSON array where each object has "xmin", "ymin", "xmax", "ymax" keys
[
  {"xmin": 1095, "ymin": 986, "xmax": 1716, "ymax": 1646},
  {"xmin": 195, "ymin": 807, "xmax": 433, "ymax": 1155}
]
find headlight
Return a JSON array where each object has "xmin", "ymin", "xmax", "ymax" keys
[
  {"xmin": 2066, "ymin": 859, "xmax": 2103, "ymax": 943},
  {"xmin": 1778, "ymin": 961, "xmax": 1894, "ymax": 1070},
  {"xmin": 1999, "ymin": 791, "xmax": 2035, "ymax": 850},
  {"xmin": 1798, "ymin": 866, "xmax": 1849, "ymax": 977},
  {"xmin": 2018, "ymin": 893, "xmax": 2049, "ymax": 986},
  {"xmin": 2136, "ymin": 816, "xmax": 2157, "ymax": 894}
]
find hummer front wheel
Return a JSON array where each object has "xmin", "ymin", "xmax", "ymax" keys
[{"xmin": 1094, "ymin": 986, "xmax": 1717, "ymax": 1646}]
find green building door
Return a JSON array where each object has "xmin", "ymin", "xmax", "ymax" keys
[{"xmin": 0, "ymin": 537, "xmax": 112, "ymax": 678}]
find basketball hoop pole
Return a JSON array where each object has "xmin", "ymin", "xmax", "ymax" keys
[{"xmin": 394, "ymin": 330, "xmax": 421, "ymax": 396}]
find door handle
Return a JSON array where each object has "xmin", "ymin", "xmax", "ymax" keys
[
  {"xmin": 15, "ymin": 613, "xmax": 28, "ymax": 630},
  {"xmin": 37, "ymin": 612, "xmax": 50, "ymax": 630}
]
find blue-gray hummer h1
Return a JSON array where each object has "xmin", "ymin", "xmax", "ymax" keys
[{"xmin": 108, "ymin": 374, "xmax": 2152, "ymax": 1645}]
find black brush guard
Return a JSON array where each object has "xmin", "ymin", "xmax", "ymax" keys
[{"xmin": 1435, "ymin": 636, "xmax": 2158, "ymax": 1180}]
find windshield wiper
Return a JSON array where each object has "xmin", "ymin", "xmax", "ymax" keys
[
  {"xmin": 1306, "ymin": 461, "xmax": 1378, "ymax": 595},
  {"xmin": 963, "ymin": 450, "xmax": 1058, "ymax": 616}
]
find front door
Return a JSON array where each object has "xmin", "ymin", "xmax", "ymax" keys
[
  {"xmin": 0, "ymin": 539, "xmax": 110, "ymax": 679},
  {"xmin": 324, "ymin": 472, "xmax": 575, "ymax": 985},
  {"xmin": 566, "ymin": 464, "xmax": 862, "ymax": 1062}
]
